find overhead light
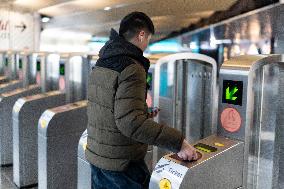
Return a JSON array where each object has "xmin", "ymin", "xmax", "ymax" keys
[
  {"xmin": 104, "ymin": 6, "xmax": 111, "ymax": 11},
  {"xmin": 41, "ymin": 16, "xmax": 50, "ymax": 23}
]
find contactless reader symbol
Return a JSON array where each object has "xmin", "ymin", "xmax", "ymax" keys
[{"xmin": 221, "ymin": 108, "xmax": 242, "ymax": 132}]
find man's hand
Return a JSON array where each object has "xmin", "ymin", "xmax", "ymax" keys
[
  {"xmin": 148, "ymin": 107, "xmax": 160, "ymax": 118},
  {"xmin": 177, "ymin": 140, "xmax": 198, "ymax": 161}
]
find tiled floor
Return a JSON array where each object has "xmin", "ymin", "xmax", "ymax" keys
[{"xmin": 0, "ymin": 166, "xmax": 37, "ymax": 189}]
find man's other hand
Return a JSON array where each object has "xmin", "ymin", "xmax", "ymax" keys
[{"xmin": 148, "ymin": 107, "xmax": 160, "ymax": 118}]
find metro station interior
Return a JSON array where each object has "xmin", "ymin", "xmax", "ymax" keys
[{"xmin": 1, "ymin": 0, "xmax": 284, "ymax": 189}]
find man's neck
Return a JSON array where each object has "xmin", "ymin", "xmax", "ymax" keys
[{"xmin": 129, "ymin": 39, "xmax": 143, "ymax": 51}]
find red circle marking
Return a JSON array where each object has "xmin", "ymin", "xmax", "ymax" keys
[
  {"xmin": 221, "ymin": 108, "xmax": 242, "ymax": 132},
  {"xmin": 59, "ymin": 77, "xmax": 65, "ymax": 91},
  {"xmin": 36, "ymin": 73, "xmax": 41, "ymax": 85}
]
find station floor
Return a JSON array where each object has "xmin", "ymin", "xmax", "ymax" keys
[{"xmin": 0, "ymin": 166, "xmax": 37, "ymax": 189}]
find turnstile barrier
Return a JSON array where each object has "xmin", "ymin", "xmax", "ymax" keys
[
  {"xmin": 13, "ymin": 54, "xmax": 97, "ymax": 188},
  {"xmin": 149, "ymin": 55, "xmax": 284, "ymax": 189},
  {"xmin": 0, "ymin": 52, "xmax": 24, "ymax": 93},
  {"xmin": 152, "ymin": 53, "xmax": 218, "ymax": 166},
  {"xmin": 38, "ymin": 101, "xmax": 87, "ymax": 189},
  {"xmin": 0, "ymin": 85, "xmax": 41, "ymax": 165},
  {"xmin": 12, "ymin": 53, "xmax": 66, "ymax": 187},
  {"xmin": 12, "ymin": 91, "xmax": 66, "ymax": 187}
]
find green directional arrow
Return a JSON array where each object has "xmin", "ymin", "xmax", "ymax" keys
[
  {"xmin": 147, "ymin": 75, "xmax": 151, "ymax": 83},
  {"xmin": 226, "ymin": 86, "xmax": 238, "ymax": 101}
]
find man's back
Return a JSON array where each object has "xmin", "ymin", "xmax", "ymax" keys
[
  {"xmin": 86, "ymin": 12, "xmax": 196, "ymax": 189},
  {"xmin": 86, "ymin": 29, "xmax": 184, "ymax": 172},
  {"xmin": 86, "ymin": 57, "xmax": 149, "ymax": 171}
]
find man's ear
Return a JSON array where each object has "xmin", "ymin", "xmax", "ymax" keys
[{"xmin": 138, "ymin": 30, "xmax": 146, "ymax": 42}]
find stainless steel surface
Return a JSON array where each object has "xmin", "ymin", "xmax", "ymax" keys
[
  {"xmin": 149, "ymin": 135, "xmax": 244, "ymax": 189},
  {"xmin": 4, "ymin": 52, "xmax": 18, "ymax": 81},
  {"xmin": 150, "ymin": 55, "xmax": 284, "ymax": 189},
  {"xmin": 179, "ymin": 137, "xmax": 243, "ymax": 189},
  {"xmin": 185, "ymin": 59, "xmax": 214, "ymax": 142},
  {"xmin": 45, "ymin": 53, "xmax": 64, "ymax": 92},
  {"xmin": 218, "ymin": 55, "xmax": 283, "ymax": 189},
  {"xmin": 12, "ymin": 91, "xmax": 66, "ymax": 188},
  {"xmin": 12, "ymin": 53, "xmax": 94, "ymax": 188},
  {"xmin": 8, "ymin": 52, "xmax": 93, "ymax": 188},
  {"xmin": 38, "ymin": 101, "xmax": 87, "ymax": 189},
  {"xmin": 0, "ymin": 85, "xmax": 41, "ymax": 165},
  {"xmin": 21, "ymin": 52, "xmax": 39, "ymax": 88},
  {"xmin": 65, "ymin": 54, "xmax": 96, "ymax": 103},
  {"xmin": 0, "ymin": 52, "xmax": 29, "ymax": 94},
  {"xmin": 245, "ymin": 63, "xmax": 284, "ymax": 189},
  {"xmin": 152, "ymin": 53, "xmax": 217, "ymax": 166},
  {"xmin": 26, "ymin": 53, "xmax": 47, "ymax": 89}
]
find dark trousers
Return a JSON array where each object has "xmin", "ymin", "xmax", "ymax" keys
[{"xmin": 91, "ymin": 160, "xmax": 150, "ymax": 189}]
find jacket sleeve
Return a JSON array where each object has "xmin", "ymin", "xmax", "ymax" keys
[{"xmin": 114, "ymin": 63, "xmax": 184, "ymax": 153}]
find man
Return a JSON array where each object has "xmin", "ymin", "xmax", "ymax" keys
[{"xmin": 86, "ymin": 12, "xmax": 198, "ymax": 189}]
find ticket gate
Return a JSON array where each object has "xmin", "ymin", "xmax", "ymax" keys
[
  {"xmin": 3, "ymin": 51, "xmax": 19, "ymax": 81},
  {"xmin": 13, "ymin": 54, "xmax": 95, "ymax": 188},
  {"xmin": 37, "ymin": 55, "xmax": 96, "ymax": 189},
  {"xmin": 12, "ymin": 53, "xmax": 67, "ymax": 188},
  {"xmin": 0, "ymin": 52, "xmax": 24, "ymax": 93},
  {"xmin": 36, "ymin": 55, "xmax": 96, "ymax": 189},
  {"xmin": 152, "ymin": 53, "xmax": 217, "ymax": 166},
  {"xmin": 0, "ymin": 52, "xmax": 43, "ymax": 166},
  {"xmin": 38, "ymin": 101, "xmax": 88, "ymax": 189},
  {"xmin": 75, "ymin": 53, "xmax": 217, "ymax": 189},
  {"xmin": 149, "ymin": 55, "xmax": 283, "ymax": 189}
]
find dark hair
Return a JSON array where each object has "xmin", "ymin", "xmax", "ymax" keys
[{"xmin": 119, "ymin": 12, "xmax": 155, "ymax": 40}]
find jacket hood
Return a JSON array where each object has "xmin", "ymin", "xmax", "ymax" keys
[{"xmin": 98, "ymin": 29, "xmax": 150, "ymax": 72}]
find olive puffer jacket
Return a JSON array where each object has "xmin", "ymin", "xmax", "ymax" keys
[{"xmin": 86, "ymin": 29, "xmax": 184, "ymax": 171}]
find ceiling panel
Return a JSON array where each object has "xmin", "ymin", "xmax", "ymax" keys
[
  {"xmin": 39, "ymin": 0, "xmax": 153, "ymax": 16},
  {"xmin": 13, "ymin": 0, "xmax": 71, "ymax": 11},
  {"xmin": 10, "ymin": 0, "xmax": 238, "ymax": 40}
]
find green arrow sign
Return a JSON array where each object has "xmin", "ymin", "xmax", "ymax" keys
[
  {"xmin": 147, "ymin": 75, "xmax": 151, "ymax": 83},
  {"xmin": 226, "ymin": 86, "xmax": 238, "ymax": 101}
]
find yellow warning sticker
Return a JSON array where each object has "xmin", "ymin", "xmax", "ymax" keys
[
  {"xmin": 214, "ymin": 142, "xmax": 225, "ymax": 147},
  {"xmin": 14, "ymin": 106, "xmax": 20, "ymax": 113},
  {"xmin": 40, "ymin": 120, "xmax": 47, "ymax": 129},
  {"xmin": 83, "ymin": 143, "xmax": 87, "ymax": 151},
  {"xmin": 159, "ymin": 178, "xmax": 171, "ymax": 189}
]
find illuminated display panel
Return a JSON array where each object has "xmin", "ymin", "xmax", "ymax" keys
[
  {"xmin": 222, "ymin": 80, "xmax": 243, "ymax": 106},
  {"xmin": 36, "ymin": 59, "xmax": 41, "ymax": 71},
  {"xmin": 19, "ymin": 58, "xmax": 23, "ymax": 69},
  {"xmin": 5, "ymin": 58, "xmax": 8, "ymax": 66},
  {"xmin": 59, "ymin": 61, "xmax": 65, "ymax": 76}
]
